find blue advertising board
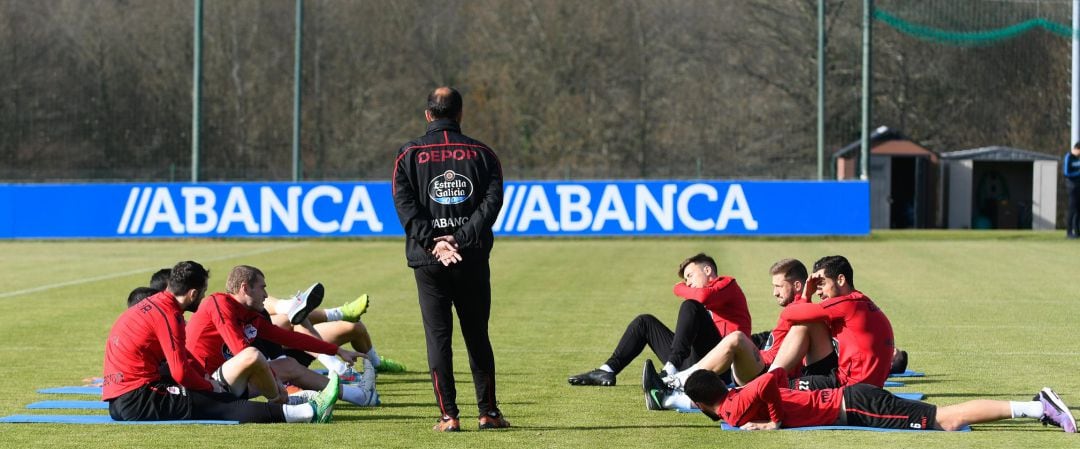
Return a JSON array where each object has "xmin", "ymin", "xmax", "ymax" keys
[{"xmin": 0, "ymin": 180, "xmax": 868, "ymax": 238}]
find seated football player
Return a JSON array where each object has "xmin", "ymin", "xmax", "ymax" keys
[
  {"xmin": 105, "ymin": 261, "xmax": 341, "ymax": 423},
  {"xmin": 765, "ymin": 255, "xmax": 894, "ymax": 391},
  {"xmin": 643, "ymin": 259, "xmax": 809, "ymax": 411},
  {"xmin": 568, "ymin": 253, "xmax": 751, "ymax": 387},
  {"xmin": 185, "ymin": 265, "xmax": 379, "ymax": 407}
]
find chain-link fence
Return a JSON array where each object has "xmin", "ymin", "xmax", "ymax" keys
[{"xmin": 0, "ymin": 0, "xmax": 1074, "ymax": 185}]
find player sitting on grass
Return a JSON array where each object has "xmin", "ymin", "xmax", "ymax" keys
[
  {"xmin": 186, "ymin": 265, "xmax": 380, "ymax": 407},
  {"xmin": 680, "ymin": 368, "xmax": 1076, "ymax": 433},
  {"xmin": 764, "ymin": 255, "xmax": 894, "ymax": 390},
  {"xmin": 154, "ymin": 267, "xmax": 405, "ymax": 378},
  {"xmin": 643, "ymin": 258, "xmax": 810, "ymax": 410},
  {"xmin": 568, "ymin": 253, "xmax": 750, "ymax": 387},
  {"xmin": 104, "ymin": 261, "xmax": 341, "ymax": 423}
]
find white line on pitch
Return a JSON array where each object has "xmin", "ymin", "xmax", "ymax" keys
[{"xmin": 0, "ymin": 243, "xmax": 308, "ymax": 299}]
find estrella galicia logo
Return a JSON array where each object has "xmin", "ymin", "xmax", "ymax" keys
[{"xmin": 428, "ymin": 170, "xmax": 473, "ymax": 205}]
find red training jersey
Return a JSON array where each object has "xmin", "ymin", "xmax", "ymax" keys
[
  {"xmin": 672, "ymin": 276, "xmax": 751, "ymax": 337},
  {"xmin": 779, "ymin": 290, "xmax": 894, "ymax": 387},
  {"xmin": 713, "ymin": 367, "xmax": 843, "ymax": 428},
  {"xmin": 758, "ymin": 294, "xmax": 812, "ymax": 369},
  {"xmin": 186, "ymin": 292, "xmax": 340, "ymax": 373},
  {"xmin": 102, "ymin": 291, "xmax": 211, "ymax": 400}
]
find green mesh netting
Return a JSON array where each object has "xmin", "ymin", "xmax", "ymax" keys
[{"xmin": 875, "ymin": 8, "xmax": 1075, "ymax": 46}]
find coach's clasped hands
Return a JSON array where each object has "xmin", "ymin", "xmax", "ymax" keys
[{"xmin": 432, "ymin": 235, "xmax": 462, "ymax": 266}]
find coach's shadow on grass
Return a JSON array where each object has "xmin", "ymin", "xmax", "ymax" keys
[
  {"xmin": 373, "ymin": 377, "xmax": 434, "ymax": 385},
  {"xmin": 513, "ymin": 424, "xmax": 714, "ymax": 431},
  {"xmin": 929, "ymin": 392, "xmax": 1045, "ymax": 399},
  {"xmin": 367, "ymin": 400, "xmax": 537, "ymax": 408},
  {"xmin": 331, "ymin": 414, "xmax": 419, "ymax": 423}
]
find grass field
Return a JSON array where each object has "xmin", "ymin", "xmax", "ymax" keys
[{"xmin": 0, "ymin": 232, "xmax": 1077, "ymax": 448}]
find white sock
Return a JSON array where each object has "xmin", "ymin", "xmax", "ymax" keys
[
  {"xmin": 367, "ymin": 348, "xmax": 381, "ymax": 368},
  {"xmin": 1010, "ymin": 401, "xmax": 1043, "ymax": 419},
  {"xmin": 663, "ymin": 390, "xmax": 695, "ymax": 410},
  {"xmin": 341, "ymin": 385, "xmax": 375, "ymax": 406},
  {"xmin": 318, "ymin": 354, "xmax": 349, "ymax": 375},
  {"xmin": 283, "ymin": 403, "xmax": 315, "ymax": 423},
  {"xmin": 673, "ymin": 366, "xmax": 701, "ymax": 388},
  {"xmin": 662, "ymin": 362, "xmax": 677, "ymax": 377},
  {"xmin": 324, "ymin": 308, "xmax": 344, "ymax": 322},
  {"xmin": 599, "ymin": 364, "xmax": 614, "ymax": 373}
]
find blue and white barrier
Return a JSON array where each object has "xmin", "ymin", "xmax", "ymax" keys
[{"xmin": 0, "ymin": 180, "xmax": 868, "ymax": 238}]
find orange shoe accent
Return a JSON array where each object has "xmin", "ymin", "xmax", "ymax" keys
[
  {"xmin": 433, "ymin": 416, "xmax": 461, "ymax": 432},
  {"xmin": 478, "ymin": 412, "xmax": 510, "ymax": 430}
]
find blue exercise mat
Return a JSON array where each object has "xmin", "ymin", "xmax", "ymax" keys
[
  {"xmin": 890, "ymin": 370, "xmax": 925, "ymax": 378},
  {"xmin": 0, "ymin": 414, "xmax": 238, "ymax": 425},
  {"xmin": 884, "ymin": 381, "xmax": 904, "ymax": 387},
  {"xmin": 37, "ymin": 386, "xmax": 102, "ymax": 395},
  {"xmin": 720, "ymin": 422, "xmax": 969, "ymax": 432},
  {"xmin": 26, "ymin": 401, "xmax": 108, "ymax": 410}
]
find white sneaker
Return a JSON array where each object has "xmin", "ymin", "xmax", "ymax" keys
[
  {"xmin": 361, "ymin": 359, "xmax": 378, "ymax": 390},
  {"xmin": 287, "ymin": 283, "xmax": 324, "ymax": 324},
  {"xmin": 287, "ymin": 390, "xmax": 319, "ymax": 405}
]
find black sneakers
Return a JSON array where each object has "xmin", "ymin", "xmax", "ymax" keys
[
  {"xmin": 642, "ymin": 359, "xmax": 669, "ymax": 411},
  {"xmin": 568, "ymin": 369, "xmax": 616, "ymax": 386}
]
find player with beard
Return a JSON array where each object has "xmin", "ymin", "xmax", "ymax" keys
[{"xmin": 103, "ymin": 261, "xmax": 340, "ymax": 423}]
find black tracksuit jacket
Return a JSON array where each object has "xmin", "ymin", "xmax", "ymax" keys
[{"xmin": 392, "ymin": 118, "xmax": 504, "ymax": 267}]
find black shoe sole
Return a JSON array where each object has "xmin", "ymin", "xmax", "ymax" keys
[
  {"xmin": 568, "ymin": 374, "xmax": 615, "ymax": 386},
  {"xmin": 290, "ymin": 283, "xmax": 325, "ymax": 324}
]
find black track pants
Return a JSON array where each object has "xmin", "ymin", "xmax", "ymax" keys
[
  {"xmin": 414, "ymin": 259, "xmax": 498, "ymax": 419},
  {"xmin": 605, "ymin": 299, "xmax": 722, "ymax": 373}
]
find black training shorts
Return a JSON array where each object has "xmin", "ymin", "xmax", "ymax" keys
[
  {"xmin": 842, "ymin": 383, "xmax": 938, "ymax": 430},
  {"xmin": 108, "ymin": 381, "xmax": 192, "ymax": 421},
  {"xmin": 789, "ymin": 351, "xmax": 840, "ymax": 390}
]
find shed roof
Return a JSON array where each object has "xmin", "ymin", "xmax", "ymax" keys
[
  {"xmin": 834, "ymin": 126, "xmax": 935, "ymax": 159},
  {"xmin": 939, "ymin": 146, "xmax": 1057, "ymax": 161}
]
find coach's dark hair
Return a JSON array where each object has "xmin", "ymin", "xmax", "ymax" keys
[
  {"xmin": 678, "ymin": 253, "xmax": 717, "ymax": 278},
  {"xmin": 684, "ymin": 369, "xmax": 728, "ymax": 408},
  {"xmin": 149, "ymin": 268, "xmax": 171, "ymax": 292},
  {"xmin": 226, "ymin": 265, "xmax": 264, "ymax": 295},
  {"xmin": 167, "ymin": 261, "xmax": 210, "ymax": 296},
  {"xmin": 813, "ymin": 255, "xmax": 854, "ymax": 285},
  {"xmin": 126, "ymin": 286, "xmax": 159, "ymax": 308},
  {"xmin": 427, "ymin": 86, "xmax": 463, "ymax": 120},
  {"xmin": 1074, "ymin": 141, "xmax": 1080, "ymax": 150},
  {"xmin": 769, "ymin": 258, "xmax": 807, "ymax": 283}
]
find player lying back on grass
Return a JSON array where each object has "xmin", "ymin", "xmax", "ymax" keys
[{"xmin": 682, "ymin": 368, "xmax": 1076, "ymax": 433}]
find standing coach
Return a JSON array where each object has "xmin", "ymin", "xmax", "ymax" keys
[{"xmin": 392, "ymin": 86, "xmax": 509, "ymax": 432}]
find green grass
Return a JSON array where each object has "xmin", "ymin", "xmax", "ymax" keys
[{"xmin": 0, "ymin": 232, "xmax": 1077, "ymax": 448}]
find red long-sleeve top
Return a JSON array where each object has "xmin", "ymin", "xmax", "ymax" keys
[
  {"xmin": 186, "ymin": 293, "xmax": 340, "ymax": 373},
  {"xmin": 672, "ymin": 276, "xmax": 752, "ymax": 336},
  {"xmin": 778, "ymin": 290, "xmax": 894, "ymax": 387},
  {"xmin": 713, "ymin": 367, "xmax": 843, "ymax": 428},
  {"xmin": 758, "ymin": 294, "xmax": 812, "ymax": 369},
  {"xmin": 102, "ymin": 291, "xmax": 211, "ymax": 400}
]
